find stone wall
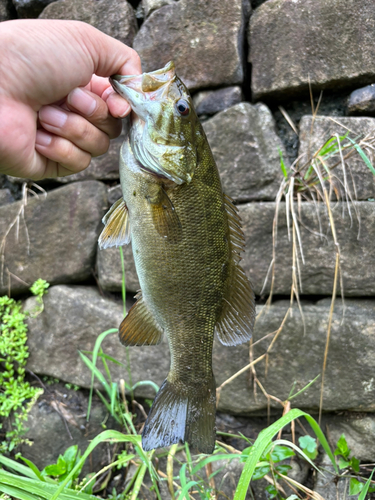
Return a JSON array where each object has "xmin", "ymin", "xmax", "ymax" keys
[{"xmin": 2, "ymin": 0, "xmax": 375, "ymax": 497}]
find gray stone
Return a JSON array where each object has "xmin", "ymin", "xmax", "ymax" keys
[
  {"xmin": 97, "ymin": 244, "xmax": 139, "ymax": 293},
  {"xmin": 25, "ymin": 285, "xmax": 167, "ymax": 399},
  {"xmin": 193, "ymin": 86, "xmax": 243, "ymax": 116},
  {"xmin": 0, "ymin": 181, "xmax": 107, "ymax": 296},
  {"xmin": 39, "ymin": 0, "xmax": 137, "ymax": 47},
  {"xmin": 324, "ymin": 413, "xmax": 375, "ymax": 462},
  {"xmin": 142, "ymin": 0, "xmax": 173, "ymax": 18},
  {"xmin": 314, "ymin": 454, "xmax": 348, "ymax": 499},
  {"xmin": 239, "ymin": 201, "xmax": 375, "ymax": 297},
  {"xmin": 203, "ymin": 103, "xmax": 287, "ymax": 203},
  {"xmin": 26, "ymin": 287, "xmax": 375, "ymax": 414},
  {"xmin": 348, "ymin": 84, "xmax": 375, "ymax": 116},
  {"xmin": 13, "ymin": 0, "xmax": 56, "ymax": 18},
  {"xmin": 249, "ymin": 0, "xmax": 375, "ymax": 100},
  {"xmin": 0, "ymin": 0, "xmax": 11, "ymax": 20},
  {"xmin": 56, "ymin": 120, "xmax": 129, "ymax": 184},
  {"xmin": 18, "ymin": 383, "xmax": 118, "ymax": 474},
  {"xmin": 298, "ymin": 115, "xmax": 375, "ymax": 201},
  {"xmin": 216, "ymin": 298, "xmax": 375, "ymax": 415},
  {"xmin": 133, "ymin": 0, "xmax": 250, "ymax": 91},
  {"xmin": 0, "ymin": 188, "xmax": 13, "ymax": 206},
  {"xmin": 107, "ymin": 184, "xmax": 122, "ymax": 206}
]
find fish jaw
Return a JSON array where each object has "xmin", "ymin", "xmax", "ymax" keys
[{"xmin": 110, "ymin": 61, "xmax": 197, "ymax": 185}]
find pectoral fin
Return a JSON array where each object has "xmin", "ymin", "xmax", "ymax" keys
[
  {"xmin": 119, "ymin": 292, "xmax": 163, "ymax": 346},
  {"xmin": 215, "ymin": 194, "xmax": 255, "ymax": 346},
  {"xmin": 146, "ymin": 185, "xmax": 182, "ymax": 243},
  {"xmin": 98, "ymin": 198, "xmax": 130, "ymax": 250}
]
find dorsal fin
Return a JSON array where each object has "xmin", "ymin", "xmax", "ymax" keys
[
  {"xmin": 215, "ymin": 194, "xmax": 255, "ymax": 346},
  {"xmin": 98, "ymin": 198, "xmax": 130, "ymax": 250},
  {"xmin": 119, "ymin": 291, "xmax": 163, "ymax": 346}
]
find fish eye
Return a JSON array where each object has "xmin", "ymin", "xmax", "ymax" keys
[{"xmin": 176, "ymin": 99, "xmax": 190, "ymax": 116}]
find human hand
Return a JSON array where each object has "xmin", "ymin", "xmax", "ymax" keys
[{"xmin": 0, "ymin": 19, "xmax": 141, "ymax": 180}]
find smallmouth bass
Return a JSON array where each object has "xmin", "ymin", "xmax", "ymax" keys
[{"xmin": 99, "ymin": 61, "xmax": 255, "ymax": 454}]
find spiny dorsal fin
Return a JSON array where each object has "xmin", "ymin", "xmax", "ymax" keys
[
  {"xmin": 215, "ymin": 194, "xmax": 255, "ymax": 346},
  {"xmin": 119, "ymin": 292, "xmax": 163, "ymax": 346},
  {"xmin": 98, "ymin": 198, "xmax": 130, "ymax": 250},
  {"xmin": 146, "ymin": 184, "xmax": 182, "ymax": 243}
]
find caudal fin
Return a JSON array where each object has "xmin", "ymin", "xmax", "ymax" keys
[{"xmin": 142, "ymin": 376, "xmax": 216, "ymax": 454}]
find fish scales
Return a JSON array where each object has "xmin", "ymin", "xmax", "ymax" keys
[{"xmin": 99, "ymin": 61, "xmax": 255, "ymax": 454}]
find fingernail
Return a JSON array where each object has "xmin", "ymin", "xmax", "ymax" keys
[
  {"xmin": 68, "ymin": 87, "xmax": 97, "ymax": 116},
  {"xmin": 39, "ymin": 106, "xmax": 67, "ymax": 128},
  {"xmin": 35, "ymin": 130, "xmax": 52, "ymax": 147}
]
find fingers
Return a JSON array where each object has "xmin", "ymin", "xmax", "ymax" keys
[
  {"xmin": 37, "ymin": 86, "xmax": 125, "ymax": 172},
  {"xmin": 39, "ymin": 104, "xmax": 110, "ymax": 157},
  {"xmin": 35, "ymin": 129, "xmax": 92, "ymax": 177},
  {"xmin": 66, "ymin": 87, "xmax": 123, "ymax": 138}
]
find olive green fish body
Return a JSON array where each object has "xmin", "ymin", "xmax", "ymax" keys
[{"xmin": 99, "ymin": 62, "xmax": 255, "ymax": 454}]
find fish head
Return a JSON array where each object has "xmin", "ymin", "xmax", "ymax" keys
[{"xmin": 110, "ymin": 61, "xmax": 199, "ymax": 185}]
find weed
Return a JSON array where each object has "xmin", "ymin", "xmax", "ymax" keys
[{"xmin": 0, "ymin": 280, "xmax": 49, "ymax": 453}]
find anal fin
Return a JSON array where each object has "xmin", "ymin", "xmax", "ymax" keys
[
  {"xmin": 215, "ymin": 194, "xmax": 255, "ymax": 346},
  {"xmin": 98, "ymin": 198, "xmax": 130, "ymax": 250},
  {"xmin": 119, "ymin": 292, "xmax": 163, "ymax": 346}
]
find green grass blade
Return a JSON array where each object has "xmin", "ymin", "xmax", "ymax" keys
[
  {"xmin": 131, "ymin": 380, "xmax": 160, "ymax": 394},
  {"xmin": 191, "ymin": 454, "xmax": 240, "ymax": 475},
  {"xmin": 79, "ymin": 351, "xmax": 111, "ymax": 396},
  {"xmin": 19, "ymin": 457, "xmax": 46, "ymax": 482},
  {"xmin": 278, "ymin": 148, "xmax": 288, "ymax": 179},
  {"xmin": 0, "ymin": 483, "xmax": 42, "ymax": 500},
  {"xmin": 233, "ymin": 409, "xmax": 336, "ymax": 500},
  {"xmin": 0, "ymin": 470, "xmax": 98, "ymax": 500},
  {"xmin": 81, "ymin": 328, "xmax": 117, "ymax": 421},
  {"xmin": 358, "ymin": 468, "xmax": 375, "ymax": 500},
  {"xmin": 110, "ymin": 382, "xmax": 118, "ymax": 417},
  {"xmin": 129, "ymin": 462, "xmax": 147, "ymax": 500},
  {"xmin": 176, "ymin": 481, "xmax": 198, "ymax": 500},
  {"xmin": 0, "ymin": 455, "xmax": 39, "ymax": 479},
  {"xmin": 119, "ymin": 246, "xmax": 127, "ymax": 317},
  {"xmin": 50, "ymin": 430, "xmax": 144, "ymax": 500},
  {"xmin": 347, "ymin": 137, "xmax": 375, "ymax": 176}
]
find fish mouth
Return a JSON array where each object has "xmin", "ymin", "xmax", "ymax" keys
[{"xmin": 110, "ymin": 61, "xmax": 176, "ymax": 104}]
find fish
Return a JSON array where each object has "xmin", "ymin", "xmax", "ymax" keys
[{"xmin": 98, "ymin": 61, "xmax": 255, "ymax": 454}]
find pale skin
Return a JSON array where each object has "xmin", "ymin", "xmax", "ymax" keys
[{"xmin": 0, "ymin": 19, "xmax": 142, "ymax": 180}]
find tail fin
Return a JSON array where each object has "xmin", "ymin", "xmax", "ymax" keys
[{"xmin": 142, "ymin": 376, "xmax": 216, "ymax": 454}]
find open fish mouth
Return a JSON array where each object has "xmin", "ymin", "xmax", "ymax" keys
[{"xmin": 110, "ymin": 61, "xmax": 176, "ymax": 98}]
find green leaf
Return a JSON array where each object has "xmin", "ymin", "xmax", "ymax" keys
[
  {"xmin": 349, "ymin": 477, "xmax": 364, "ymax": 496},
  {"xmin": 268, "ymin": 445, "xmax": 295, "ymax": 463},
  {"xmin": 251, "ymin": 465, "xmax": 270, "ymax": 480},
  {"xmin": 265, "ymin": 483, "xmax": 278, "ymax": 498},
  {"xmin": 298, "ymin": 435, "xmax": 318, "ymax": 460},
  {"xmin": 275, "ymin": 464, "xmax": 292, "ymax": 475},
  {"xmin": 334, "ymin": 434, "xmax": 350, "ymax": 459},
  {"xmin": 358, "ymin": 468, "xmax": 375, "ymax": 500},
  {"xmin": 233, "ymin": 409, "xmax": 337, "ymax": 500},
  {"xmin": 338, "ymin": 457, "xmax": 350, "ymax": 469},
  {"xmin": 62, "ymin": 446, "xmax": 79, "ymax": 471},
  {"xmin": 349, "ymin": 456, "xmax": 360, "ymax": 473},
  {"xmin": 44, "ymin": 457, "xmax": 66, "ymax": 477},
  {"xmin": 191, "ymin": 454, "xmax": 240, "ymax": 475}
]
